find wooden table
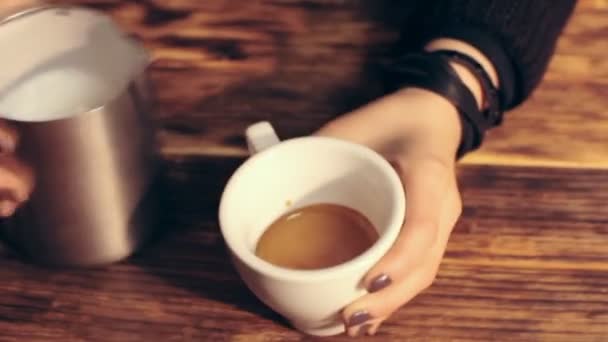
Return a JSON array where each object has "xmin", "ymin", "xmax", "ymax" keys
[{"xmin": 2, "ymin": 1, "xmax": 607, "ymax": 341}]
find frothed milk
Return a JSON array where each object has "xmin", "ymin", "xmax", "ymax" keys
[
  {"xmin": 0, "ymin": 7, "xmax": 148, "ymax": 122},
  {"xmin": 0, "ymin": 68, "xmax": 112, "ymax": 121}
]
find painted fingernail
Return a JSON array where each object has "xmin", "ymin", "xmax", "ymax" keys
[
  {"xmin": 356, "ymin": 323, "xmax": 372, "ymax": 337},
  {"xmin": 369, "ymin": 274, "xmax": 392, "ymax": 292},
  {"xmin": 348, "ymin": 311, "xmax": 371, "ymax": 327}
]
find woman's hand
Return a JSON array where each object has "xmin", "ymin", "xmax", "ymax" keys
[
  {"xmin": 316, "ymin": 87, "xmax": 463, "ymax": 337},
  {"xmin": 0, "ymin": 0, "xmax": 39, "ymax": 216},
  {"xmin": 0, "ymin": 121, "xmax": 33, "ymax": 217}
]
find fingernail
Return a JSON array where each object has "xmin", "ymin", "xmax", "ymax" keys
[
  {"xmin": 369, "ymin": 274, "xmax": 392, "ymax": 292},
  {"xmin": 356, "ymin": 323, "xmax": 372, "ymax": 337},
  {"xmin": 348, "ymin": 311, "xmax": 371, "ymax": 327}
]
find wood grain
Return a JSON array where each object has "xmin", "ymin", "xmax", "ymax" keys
[
  {"xmin": 1, "ymin": 1, "xmax": 607, "ymax": 341},
  {"xmin": 1, "ymin": 162, "xmax": 607, "ymax": 341},
  {"xmin": 45, "ymin": 0, "xmax": 608, "ymax": 168},
  {"xmin": 464, "ymin": 0, "xmax": 608, "ymax": 168}
]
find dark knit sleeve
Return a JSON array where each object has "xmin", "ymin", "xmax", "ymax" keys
[{"xmin": 420, "ymin": 0, "xmax": 576, "ymax": 109}]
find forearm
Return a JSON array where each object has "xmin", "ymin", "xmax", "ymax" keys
[
  {"xmin": 421, "ymin": 0, "xmax": 577, "ymax": 108},
  {"xmin": 378, "ymin": 0, "xmax": 576, "ymax": 159}
]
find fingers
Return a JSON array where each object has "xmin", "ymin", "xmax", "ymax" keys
[
  {"xmin": 315, "ymin": 91, "xmax": 465, "ymax": 337},
  {"xmin": 342, "ymin": 157, "xmax": 461, "ymax": 336},
  {"xmin": 364, "ymin": 157, "xmax": 451, "ymax": 291},
  {"xmin": 342, "ymin": 218, "xmax": 453, "ymax": 337},
  {"xmin": 0, "ymin": 121, "xmax": 32, "ymax": 217},
  {"xmin": 0, "ymin": 155, "xmax": 34, "ymax": 217},
  {"xmin": 343, "ymin": 263, "xmax": 437, "ymax": 337},
  {"xmin": 347, "ymin": 316, "xmax": 384, "ymax": 337}
]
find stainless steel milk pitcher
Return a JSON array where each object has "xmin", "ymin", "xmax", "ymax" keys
[{"xmin": 0, "ymin": 6, "xmax": 161, "ymax": 266}]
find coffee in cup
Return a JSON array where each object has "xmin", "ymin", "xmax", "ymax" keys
[
  {"xmin": 255, "ymin": 203, "xmax": 379, "ymax": 270},
  {"xmin": 219, "ymin": 122, "xmax": 405, "ymax": 336}
]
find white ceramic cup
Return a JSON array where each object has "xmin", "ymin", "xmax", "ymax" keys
[{"xmin": 219, "ymin": 122, "xmax": 406, "ymax": 336}]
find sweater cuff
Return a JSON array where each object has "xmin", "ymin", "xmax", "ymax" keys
[{"xmin": 427, "ymin": 25, "xmax": 518, "ymax": 109}]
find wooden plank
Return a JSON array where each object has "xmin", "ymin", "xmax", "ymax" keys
[
  {"xmin": 464, "ymin": 1, "xmax": 608, "ymax": 168},
  {"xmin": 44, "ymin": 0, "xmax": 608, "ymax": 168},
  {"xmin": 453, "ymin": 165, "xmax": 608, "ymax": 270},
  {"xmin": 0, "ymin": 162, "xmax": 606, "ymax": 341},
  {"xmin": 2, "ymin": 2, "xmax": 606, "ymax": 341}
]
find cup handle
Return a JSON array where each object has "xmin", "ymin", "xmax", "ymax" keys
[{"xmin": 246, "ymin": 121, "xmax": 280, "ymax": 155}]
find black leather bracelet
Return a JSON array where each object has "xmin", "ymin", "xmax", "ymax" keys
[
  {"xmin": 382, "ymin": 52, "xmax": 485, "ymax": 157},
  {"xmin": 431, "ymin": 26, "xmax": 517, "ymax": 108},
  {"xmin": 432, "ymin": 49, "xmax": 503, "ymax": 126}
]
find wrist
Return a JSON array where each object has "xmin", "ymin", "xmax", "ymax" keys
[
  {"xmin": 447, "ymin": 62, "xmax": 484, "ymax": 109},
  {"xmin": 425, "ymin": 38, "xmax": 500, "ymax": 111},
  {"xmin": 379, "ymin": 47, "xmax": 495, "ymax": 158},
  {"xmin": 390, "ymin": 88, "xmax": 462, "ymax": 159}
]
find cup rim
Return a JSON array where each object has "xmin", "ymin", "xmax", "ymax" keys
[
  {"xmin": 0, "ymin": 6, "xmax": 152, "ymax": 123},
  {"xmin": 0, "ymin": 5, "xmax": 51, "ymax": 26},
  {"xmin": 219, "ymin": 136, "xmax": 406, "ymax": 282}
]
